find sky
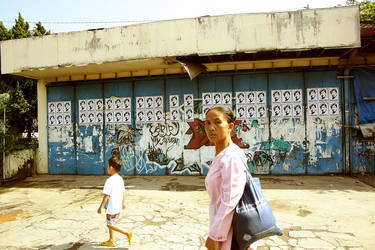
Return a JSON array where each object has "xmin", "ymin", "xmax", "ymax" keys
[{"xmin": 0, "ymin": 0, "xmax": 349, "ymax": 34}]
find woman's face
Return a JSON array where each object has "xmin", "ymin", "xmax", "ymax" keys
[{"xmin": 204, "ymin": 109, "xmax": 233, "ymax": 145}]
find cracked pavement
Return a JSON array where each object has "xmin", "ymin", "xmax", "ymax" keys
[{"xmin": 0, "ymin": 175, "xmax": 374, "ymax": 249}]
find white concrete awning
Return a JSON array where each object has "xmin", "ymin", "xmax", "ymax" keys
[{"xmin": 0, "ymin": 6, "xmax": 360, "ymax": 81}]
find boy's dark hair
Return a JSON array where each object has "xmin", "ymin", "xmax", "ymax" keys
[{"xmin": 108, "ymin": 148, "xmax": 122, "ymax": 172}]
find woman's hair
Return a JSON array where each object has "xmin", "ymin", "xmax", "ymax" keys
[
  {"xmin": 108, "ymin": 148, "xmax": 122, "ymax": 172},
  {"xmin": 207, "ymin": 105, "xmax": 235, "ymax": 124}
]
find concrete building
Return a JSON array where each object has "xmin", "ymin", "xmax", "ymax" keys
[{"xmin": 1, "ymin": 6, "xmax": 374, "ymax": 177}]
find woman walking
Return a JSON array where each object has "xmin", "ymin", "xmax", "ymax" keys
[{"xmin": 204, "ymin": 106, "xmax": 257, "ymax": 250}]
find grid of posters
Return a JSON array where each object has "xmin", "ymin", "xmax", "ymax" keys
[
  {"xmin": 235, "ymin": 91, "xmax": 266, "ymax": 120},
  {"xmin": 169, "ymin": 95, "xmax": 180, "ymax": 122},
  {"xmin": 307, "ymin": 87, "xmax": 339, "ymax": 117},
  {"xmin": 48, "ymin": 101, "xmax": 71, "ymax": 126},
  {"xmin": 104, "ymin": 97, "xmax": 131, "ymax": 124},
  {"xmin": 271, "ymin": 89, "xmax": 303, "ymax": 118},
  {"xmin": 201, "ymin": 92, "xmax": 232, "ymax": 120},
  {"xmin": 136, "ymin": 96, "xmax": 164, "ymax": 123},
  {"xmin": 79, "ymin": 98, "xmax": 105, "ymax": 125},
  {"xmin": 184, "ymin": 94, "xmax": 194, "ymax": 122}
]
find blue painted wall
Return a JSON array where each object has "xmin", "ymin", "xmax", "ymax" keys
[{"xmin": 47, "ymin": 69, "xmax": 350, "ymax": 175}]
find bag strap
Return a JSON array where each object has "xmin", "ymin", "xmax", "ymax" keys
[{"xmin": 235, "ymin": 146, "xmax": 253, "ymax": 180}]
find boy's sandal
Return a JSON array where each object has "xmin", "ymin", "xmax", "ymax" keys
[
  {"xmin": 100, "ymin": 240, "xmax": 116, "ymax": 247},
  {"xmin": 128, "ymin": 231, "xmax": 134, "ymax": 246}
]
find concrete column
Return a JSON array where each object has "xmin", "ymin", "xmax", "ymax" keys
[{"xmin": 37, "ymin": 79, "xmax": 48, "ymax": 173}]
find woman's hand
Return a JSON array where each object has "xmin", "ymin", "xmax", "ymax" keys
[{"xmin": 205, "ymin": 237, "xmax": 219, "ymax": 250}]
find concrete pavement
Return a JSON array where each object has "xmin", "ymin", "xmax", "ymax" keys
[{"xmin": 0, "ymin": 175, "xmax": 374, "ymax": 249}]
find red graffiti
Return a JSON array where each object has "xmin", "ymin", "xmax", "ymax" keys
[{"xmin": 184, "ymin": 119, "xmax": 249, "ymax": 149}]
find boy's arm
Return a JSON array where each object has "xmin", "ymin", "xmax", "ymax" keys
[
  {"xmin": 122, "ymin": 192, "xmax": 126, "ymax": 209},
  {"xmin": 97, "ymin": 194, "xmax": 109, "ymax": 214}
]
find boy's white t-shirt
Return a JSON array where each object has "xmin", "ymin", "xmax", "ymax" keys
[{"xmin": 103, "ymin": 173, "xmax": 125, "ymax": 215}]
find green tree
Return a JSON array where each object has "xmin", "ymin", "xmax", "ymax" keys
[
  {"xmin": 9, "ymin": 12, "xmax": 31, "ymax": 39},
  {"xmin": 0, "ymin": 13, "xmax": 49, "ymax": 147},
  {"xmin": 33, "ymin": 21, "xmax": 51, "ymax": 36},
  {"xmin": 347, "ymin": 0, "xmax": 375, "ymax": 22}
]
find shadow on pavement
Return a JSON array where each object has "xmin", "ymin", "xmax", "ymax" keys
[{"xmin": 38, "ymin": 241, "xmax": 130, "ymax": 250}]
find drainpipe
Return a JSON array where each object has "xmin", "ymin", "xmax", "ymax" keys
[{"xmin": 2, "ymin": 104, "xmax": 5, "ymax": 180}]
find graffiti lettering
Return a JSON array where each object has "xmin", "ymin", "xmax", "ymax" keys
[
  {"xmin": 247, "ymin": 151, "xmax": 273, "ymax": 173},
  {"xmin": 149, "ymin": 123, "xmax": 179, "ymax": 138}
]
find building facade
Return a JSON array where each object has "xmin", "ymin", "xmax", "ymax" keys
[{"xmin": 1, "ymin": 6, "xmax": 374, "ymax": 176}]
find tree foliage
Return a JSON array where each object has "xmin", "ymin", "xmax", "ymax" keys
[
  {"xmin": 0, "ymin": 13, "xmax": 50, "ymax": 150},
  {"xmin": 347, "ymin": 0, "xmax": 375, "ymax": 22}
]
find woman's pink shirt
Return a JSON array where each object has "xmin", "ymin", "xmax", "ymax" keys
[{"xmin": 205, "ymin": 143, "xmax": 248, "ymax": 250}]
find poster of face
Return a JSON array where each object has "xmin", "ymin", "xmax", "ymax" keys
[
  {"xmin": 236, "ymin": 92, "xmax": 246, "ymax": 105},
  {"xmin": 123, "ymin": 97, "xmax": 131, "ymax": 110},
  {"xmin": 114, "ymin": 98, "xmax": 123, "ymax": 110},
  {"xmin": 136, "ymin": 110, "xmax": 145, "ymax": 123},
  {"xmin": 96, "ymin": 112, "xmax": 104, "ymax": 123},
  {"xmin": 105, "ymin": 98, "xmax": 114, "ymax": 110},
  {"xmin": 247, "ymin": 105, "xmax": 257, "ymax": 120},
  {"xmin": 106, "ymin": 111, "xmax": 114, "ymax": 124},
  {"xmin": 202, "ymin": 93, "xmax": 212, "ymax": 106},
  {"xmin": 114, "ymin": 111, "xmax": 122, "ymax": 123},
  {"xmin": 212, "ymin": 92, "xmax": 222, "ymax": 105},
  {"xmin": 136, "ymin": 97, "xmax": 145, "ymax": 109},
  {"xmin": 257, "ymin": 105, "xmax": 267, "ymax": 119},
  {"xmin": 272, "ymin": 104, "xmax": 282, "ymax": 117},
  {"xmin": 329, "ymin": 88, "xmax": 339, "ymax": 101},
  {"xmin": 307, "ymin": 88, "xmax": 318, "ymax": 102},
  {"xmin": 64, "ymin": 113, "xmax": 71, "ymax": 125},
  {"xmin": 271, "ymin": 90, "xmax": 282, "ymax": 104},
  {"xmin": 293, "ymin": 104, "xmax": 303, "ymax": 117},
  {"xmin": 246, "ymin": 91, "xmax": 256, "ymax": 104},
  {"xmin": 56, "ymin": 102, "xmax": 64, "ymax": 113},
  {"xmin": 79, "ymin": 112, "xmax": 87, "ymax": 124},
  {"xmin": 145, "ymin": 96, "xmax": 154, "ymax": 109},
  {"xmin": 283, "ymin": 104, "xmax": 292, "ymax": 117},
  {"xmin": 282, "ymin": 90, "xmax": 292, "ymax": 103},
  {"xmin": 87, "ymin": 99, "xmax": 95, "ymax": 111},
  {"xmin": 170, "ymin": 95, "xmax": 179, "ymax": 108},
  {"xmin": 184, "ymin": 94, "xmax": 194, "ymax": 107},
  {"xmin": 201, "ymin": 105, "xmax": 211, "ymax": 120},
  {"xmin": 256, "ymin": 91, "xmax": 266, "ymax": 104},
  {"xmin": 146, "ymin": 109, "xmax": 154, "ymax": 123},
  {"xmin": 48, "ymin": 102, "xmax": 56, "ymax": 113},
  {"xmin": 56, "ymin": 114, "xmax": 64, "ymax": 125},
  {"xmin": 170, "ymin": 108, "xmax": 180, "ymax": 121},
  {"xmin": 292, "ymin": 89, "xmax": 303, "ymax": 103},
  {"xmin": 222, "ymin": 92, "xmax": 232, "ymax": 106},
  {"xmin": 318, "ymin": 88, "xmax": 328, "ymax": 101},
  {"xmin": 319, "ymin": 102, "xmax": 329, "ymax": 116},
  {"xmin": 95, "ymin": 99, "xmax": 103, "ymax": 111},
  {"xmin": 155, "ymin": 96, "xmax": 163, "ymax": 108},
  {"xmin": 155, "ymin": 109, "xmax": 164, "ymax": 122},
  {"xmin": 87, "ymin": 112, "xmax": 96, "ymax": 124},
  {"xmin": 123, "ymin": 110, "xmax": 131, "ymax": 124},
  {"xmin": 79, "ymin": 100, "xmax": 87, "ymax": 112},
  {"xmin": 329, "ymin": 102, "xmax": 339, "ymax": 116},
  {"xmin": 48, "ymin": 114, "xmax": 56, "ymax": 126},
  {"xmin": 184, "ymin": 107, "xmax": 194, "ymax": 122},
  {"xmin": 308, "ymin": 103, "xmax": 318, "ymax": 116},
  {"xmin": 236, "ymin": 105, "xmax": 246, "ymax": 120},
  {"xmin": 64, "ymin": 101, "xmax": 71, "ymax": 113}
]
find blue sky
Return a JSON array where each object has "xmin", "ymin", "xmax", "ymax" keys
[{"xmin": 0, "ymin": 0, "xmax": 348, "ymax": 33}]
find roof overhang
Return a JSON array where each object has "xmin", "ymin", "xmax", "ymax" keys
[{"xmin": 0, "ymin": 6, "xmax": 361, "ymax": 81}]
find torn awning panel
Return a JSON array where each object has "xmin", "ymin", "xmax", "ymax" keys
[{"xmin": 354, "ymin": 68, "xmax": 375, "ymax": 124}]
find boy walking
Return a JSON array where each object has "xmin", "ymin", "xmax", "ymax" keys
[{"xmin": 97, "ymin": 152, "xmax": 134, "ymax": 247}]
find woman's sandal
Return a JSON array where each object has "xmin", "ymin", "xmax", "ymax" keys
[
  {"xmin": 128, "ymin": 232, "xmax": 134, "ymax": 246},
  {"xmin": 100, "ymin": 240, "xmax": 116, "ymax": 247}
]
